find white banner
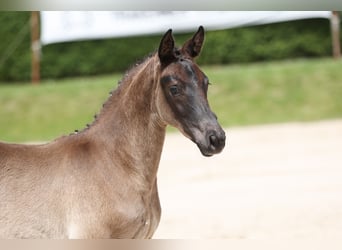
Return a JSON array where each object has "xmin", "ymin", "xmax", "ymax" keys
[{"xmin": 40, "ymin": 11, "xmax": 332, "ymax": 45}]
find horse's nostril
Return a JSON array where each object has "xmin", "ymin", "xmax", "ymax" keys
[
  {"xmin": 209, "ymin": 134, "xmax": 218, "ymax": 147},
  {"xmin": 209, "ymin": 133, "xmax": 226, "ymax": 149}
]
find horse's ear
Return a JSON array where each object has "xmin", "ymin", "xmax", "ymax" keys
[
  {"xmin": 158, "ymin": 29, "xmax": 176, "ymax": 66},
  {"xmin": 182, "ymin": 26, "xmax": 205, "ymax": 58}
]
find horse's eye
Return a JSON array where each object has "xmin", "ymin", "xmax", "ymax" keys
[{"xmin": 169, "ymin": 85, "xmax": 180, "ymax": 96}]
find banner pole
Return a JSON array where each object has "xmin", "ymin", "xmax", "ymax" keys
[
  {"xmin": 330, "ymin": 11, "xmax": 341, "ymax": 59},
  {"xmin": 31, "ymin": 11, "xmax": 41, "ymax": 84}
]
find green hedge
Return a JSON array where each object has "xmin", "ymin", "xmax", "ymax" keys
[
  {"xmin": 0, "ymin": 12, "xmax": 337, "ymax": 82},
  {"xmin": 0, "ymin": 12, "xmax": 31, "ymax": 82}
]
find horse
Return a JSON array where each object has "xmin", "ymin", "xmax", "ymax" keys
[{"xmin": 0, "ymin": 26, "xmax": 226, "ymax": 238}]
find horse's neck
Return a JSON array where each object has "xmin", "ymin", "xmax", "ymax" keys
[{"xmin": 88, "ymin": 55, "xmax": 166, "ymax": 187}]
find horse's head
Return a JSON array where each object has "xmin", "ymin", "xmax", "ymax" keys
[{"xmin": 156, "ymin": 26, "xmax": 226, "ymax": 157}]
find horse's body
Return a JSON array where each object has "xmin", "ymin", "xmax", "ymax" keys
[{"xmin": 0, "ymin": 27, "xmax": 225, "ymax": 238}]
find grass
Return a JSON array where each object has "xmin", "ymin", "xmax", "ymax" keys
[
  {"xmin": 1, "ymin": 58, "xmax": 342, "ymax": 142},
  {"xmin": 206, "ymin": 58, "xmax": 342, "ymax": 126}
]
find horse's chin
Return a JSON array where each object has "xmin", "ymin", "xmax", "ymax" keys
[
  {"xmin": 196, "ymin": 142, "xmax": 222, "ymax": 157},
  {"xmin": 199, "ymin": 148, "xmax": 214, "ymax": 157}
]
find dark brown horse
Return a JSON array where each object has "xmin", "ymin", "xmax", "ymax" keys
[{"xmin": 0, "ymin": 26, "xmax": 225, "ymax": 238}]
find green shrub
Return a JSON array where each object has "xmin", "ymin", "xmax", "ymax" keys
[
  {"xmin": 0, "ymin": 12, "xmax": 338, "ymax": 82},
  {"xmin": 0, "ymin": 12, "xmax": 31, "ymax": 82}
]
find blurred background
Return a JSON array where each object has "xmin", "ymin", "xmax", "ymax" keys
[
  {"xmin": 0, "ymin": 11, "xmax": 341, "ymax": 142},
  {"xmin": 0, "ymin": 11, "xmax": 342, "ymax": 239}
]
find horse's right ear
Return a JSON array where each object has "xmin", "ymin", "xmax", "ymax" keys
[{"xmin": 158, "ymin": 29, "xmax": 176, "ymax": 66}]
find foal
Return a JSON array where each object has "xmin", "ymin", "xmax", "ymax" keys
[{"xmin": 0, "ymin": 26, "xmax": 225, "ymax": 238}]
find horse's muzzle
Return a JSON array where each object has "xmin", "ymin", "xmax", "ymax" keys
[{"xmin": 198, "ymin": 129, "xmax": 226, "ymax": 157}]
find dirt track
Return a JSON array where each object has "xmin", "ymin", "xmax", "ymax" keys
[{"xmin": 153, "ymin": 119, "xmax": 342, "ymax": 239}]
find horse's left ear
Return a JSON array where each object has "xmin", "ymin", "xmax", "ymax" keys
[{"xmin": 182, "ymin": 26, "xmax": 205, "ymax": 58}]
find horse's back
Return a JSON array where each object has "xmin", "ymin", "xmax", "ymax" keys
[
  {"xmin": 0, "ymin": 141, "xmax": 68, "ymax": 238},
  {"xmin": 0, "ymin": 141, "xmax": 35, "ymax": 173},
  {"xmin": 0, "ymin": 141, "xmax": 50, "ymax": 173},
  {"xmin": 0, "ymin": 136, "xmax": 111, "ymax": 238}
]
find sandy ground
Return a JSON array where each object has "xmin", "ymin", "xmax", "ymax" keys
[{"xmin": 153, "ymin": 119, "xmax": 342, "ymax": 239}]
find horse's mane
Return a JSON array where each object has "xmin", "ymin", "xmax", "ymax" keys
[
  {"xmin": 66, "ymin": 52, "xmax": 158, "ymax": 137},
  {"xmin": 118, "ymin": 52, "xmax": 156, "ymax": 86}
]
